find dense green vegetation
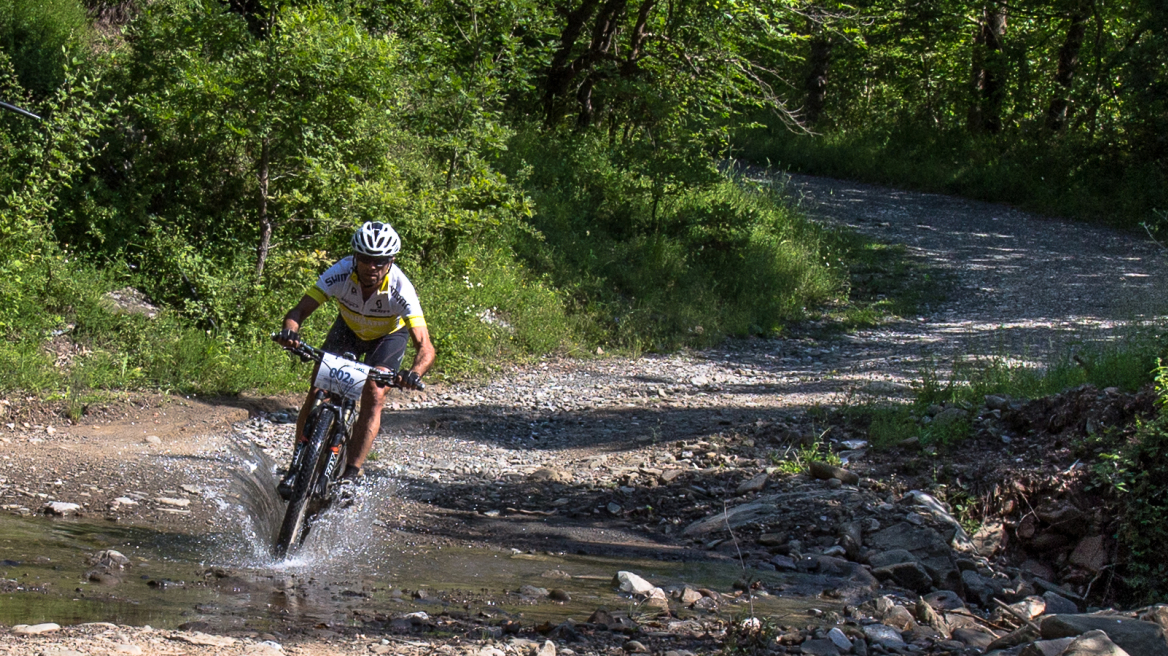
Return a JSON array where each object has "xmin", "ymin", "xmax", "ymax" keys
[
  {"xmin": 736, "ymin": 0, "xmax": 1168, "ymax": 229},
  {"xmin": 0, "ymin": 0, "xmax": 910, "ymax": 394}
]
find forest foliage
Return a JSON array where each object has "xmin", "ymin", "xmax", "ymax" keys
[
  {"xmin": 0, "ymin": 0, "xmax": 1163, "ymax": 397},
  {"xmin": 738, "ymin": 0, "xmax": 1168, "ymax": 227}
]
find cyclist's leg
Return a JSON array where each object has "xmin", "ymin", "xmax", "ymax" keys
[{"xmin": 347, "ymin": 328, "xmax": 409, "ymax": 472}]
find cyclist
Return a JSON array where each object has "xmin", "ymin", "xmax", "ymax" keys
[{"xmin": 273, "ymin": 221, "xmax": 435, "ymax": 498}]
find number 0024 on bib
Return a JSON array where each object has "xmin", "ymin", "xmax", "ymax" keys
[{"xmin": 313, "ymin": 353, "xmax": 372, "ymax": 401}]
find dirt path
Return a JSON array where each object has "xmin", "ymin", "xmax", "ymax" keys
[{"xmin": 3, "ymin": 174, "xmax": 1167, "ymax": 654}]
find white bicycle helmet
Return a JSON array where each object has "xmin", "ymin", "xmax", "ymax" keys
[{"xmin": 351, "ymin": 221, "xmax": 401, "ymax": 258}]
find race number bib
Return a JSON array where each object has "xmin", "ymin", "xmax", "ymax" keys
[{"xmin": 313, "ymin": 353, "xmax": 371, "ymax": 401}]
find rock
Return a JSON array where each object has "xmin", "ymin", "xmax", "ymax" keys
[
  {"xmin": 550, "ymin": 589, "xmax": 571, "ymax": 602},
  {"xmin": 735, "ymin": 472, "xmax": 768, "ymax": 495},
  {"xmin": 1141, "ymin": 605, "xmax": 1168, "ymax": 632},
  {"xmin": 40, "ymin": 650, "xmax": 85, "ymax": 656},
  {"xmin": 952, "ymin": 627, "xmax": 996, "ymax": 649},
  {"xmin": 144, "ymin": 435, "xmax": 161, "ymax": 445},
  {"xmin": 44, "ymin": 501, "xmax": 82, "ymax": 516},
  {"xmin": 962, "ymin": 569, "xmax": 993, "ymax": 606},
  {"xmin": 172, "ymin": 632, "xmax": 238, "ymax": 647},
  {"xmin": 537, "ymin": 640, "xmax": 557, "ymax": 656},
  {"xmin": 1070, "ymin": 535, "xmax": 1110, "ymax": 572},
  {"xmin": 924, "ymin": 590, "xmax": 965, "ymax": 611},
  {"xmin": 987, "ymin": 626, "xmax": 1041, "ymax": 651},
  {"xmin": 868, "ymin": 549, "xmax": 918, "ymax": 568},
  {"xmin": 1010, "ymin": 596, "xmax": 1047, "ymax": 620},
  {"xmin": 1063, "ymin": 630, "xmax": 1133, "ymax": 656},
  {"xmin": 972, "ymin": 521, "xmax": 1005, "ymax": 557},
  {"xmin": 1036, "ymin": 502, "xmax": 1088, "ymax": 535},
  {"xmin": 867, "ymin": 523, "xmax": 958, "ymax": 590},
  {"xmin": 838, "ymin": 520, "xmax": 863, "ymax": 560},
  {"xmin": 932, "ymin": 407, "xmax": 967, "ymax": 427},
  {"xmin": 873, "ymin": 561, "xmax": 934, "ymax": 593},
  {"xmin": 530, "ymin": 467, "xmax": 573, "ymax": 484},
  {"xmin": 95, "ymin": 550, "xmax": 130, "ymax": 568},
  {"xmin": 1042, "ymin": 591, "xmax": 1079, "ymax": 615},
  {"xmin": 1020, "ymin": 638, "xmax": 1076, "ymax": 656},
  {"xmin": 985, "ymin": 395, "xmax": 1010, "ymax": 410},
  {"xmin": 102, "ymin": 288, "xmax": 158, "ymax": 318},
  {"xmin": 644, "ymin": 588, "xmax": 670, "ymax": 609},
  {"xmin": 916, "ymin": 597, "xmax": 951, "ymax": 638},
  {"xmin": 683, "ymin": 501, "xmax": 777, "ymax": 535},
  {"xmin": 1041, "ymin": 615, "xmax": 1168, "ymax": 656},
  {"xmin": 613, "ymin": 571, "xmax": 655, "ymax": 595},
  {"xmin": 1022, "ymin": 559, "xmax": 1056, "ymax": 580},
  {"xmin": 679, "ymin": 587, "xmax": 703, "ymax": 605},
  {"xmin": 623, "ymin": 640, "xmax": 649, "ymax": 653},
  {"xmin": 862, "ymin": 623, "xmax": 907, "ymax": 649},
  {"xmin": 808, "ymin": 461, "xmax": 860, "ymax": 485},
  {"xmin": 828, "ymin": 627, "xmax": 853, "ymax": 652},
  {"xmin": 521, "ymin": 585, "xmax": 549, "ymax": 598},
  {"xmin": 800, "ymin": 638, "xmax": 841, "ymax": 656},
  {"xmin": 883, "ymin": 604, "xmax": 917, "ymax": 630},
  {"xmin": 113, "ymin": 645, "xmax": 144, "ymax": 655},
  {"xmin": 770, "ymin": 555, "xmax": 797, "ymax": 570},
  {"xmin": 155, "ymin": 497, "xmax": 190, "ymax": 508},
  {"xmin": 12, "ymin": 623, "xmax": 61, "ymax": 635}
]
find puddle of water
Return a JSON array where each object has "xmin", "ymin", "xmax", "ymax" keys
[{"xmin": 0, "ymin": 438, "xmax": 842, "ymax": 631}]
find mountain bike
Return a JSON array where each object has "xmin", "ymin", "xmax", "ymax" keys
[{"xmin": 271, "ymin": 339, "xmax": 423, "ymax": 558}]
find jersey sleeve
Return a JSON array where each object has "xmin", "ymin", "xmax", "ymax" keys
[
  {"xmin": 395, "ymin": 272, "xmax": 426, "ymax": 328},
  {"xmin": 306, "ymin": 258, "xmax": 351, "ymax": 304}
]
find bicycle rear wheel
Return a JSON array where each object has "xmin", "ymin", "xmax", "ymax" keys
[{"xmin": 274, "ymin": 406, "xmax": 334, "ymax": 557}]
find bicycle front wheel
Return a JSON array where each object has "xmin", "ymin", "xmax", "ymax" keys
[{"xmin": 273, "ymin": 406, "xmax": 334, "ymax": 557}]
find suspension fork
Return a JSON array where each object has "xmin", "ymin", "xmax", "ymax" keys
[
  {"xmin": 288, "ymin": 391, "xmax": 326, "ymax": 474},
  {"xmin": 316, "ymin": 398, "xmax": 355, "ymax": 495}
]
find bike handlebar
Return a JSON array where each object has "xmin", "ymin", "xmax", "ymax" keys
[{"xmin": 271, "ymin": 335, "xmax": 425, "ymax": 391}]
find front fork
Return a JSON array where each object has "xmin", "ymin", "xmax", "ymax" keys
[{"xmin": 315, "ymin": 400, "xmax": 356, "ymax": 497}]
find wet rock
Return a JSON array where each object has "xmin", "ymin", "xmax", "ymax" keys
[
  {"xmin": 1040, "ymin": 615, "xmax": 1168, "ymax": 656},
  {"xmin": 613, "ymin": 571, "xmax": 655, "ymax": 595},
  {"xmin": 735, "ymin": 472, "xmax": 768, "ymax": 495},
  {"xmin": 1063, "ymin": 629, "xmax": 1133, "ymax": 656},
  {"xmin": 44, "ymin": 501, "xmax": 82, "ymax": 516},
  {"xmin": 873, "ymin": 561, "xmax": 933, "ymax": 593},
  {"xmin": 808, "ymin": 461, "xmax": 860, "ymax": 485},
  {"xmin": 12, "ymin": 622, "xmax": 61, "ymax": 635},
  {"xmin": 801, "ymin": 638, "xmax": 841, "ymax": 656},
  {"xmin": 861, "ymin": 623, "xmax": 906, "ymax": 649},
  {"xmin": 1042, "ymin": 591, "xmax": 1079, "ymax": 615}
]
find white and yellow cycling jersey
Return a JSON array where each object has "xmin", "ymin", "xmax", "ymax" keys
[{"xmin": 305, "ymin": 256, "xmax": 425, "ymax": 341}]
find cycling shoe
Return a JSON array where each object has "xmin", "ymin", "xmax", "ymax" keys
[{"xmin": 334, "ymin": 477, "xmax": 360, "ymax": 507}]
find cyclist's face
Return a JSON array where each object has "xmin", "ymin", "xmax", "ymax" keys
[{"xmin": 354, "ymin": 254, "xmax": 392, "ymax": 288}]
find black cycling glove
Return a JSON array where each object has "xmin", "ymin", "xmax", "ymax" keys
[
  {"xmin": 275, "ymin": 328, "xmax": 300, "ymax": 344},
  {"xmin": 398, "ymin": 371, "xmax": 424, "ymax": 390}
]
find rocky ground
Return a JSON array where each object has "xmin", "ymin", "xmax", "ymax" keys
[{"xmin": 1, "ymin": 174, "xmax": 1166, "ymax": 654}]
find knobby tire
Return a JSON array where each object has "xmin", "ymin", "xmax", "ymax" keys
[{"xmin": 274, "ymin": 406, "xmax": 334, "ymax": 557}]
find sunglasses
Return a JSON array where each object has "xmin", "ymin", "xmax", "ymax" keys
[{"xmin": 355, "ymin": 254, "xmax": 393, "ymax": 267}]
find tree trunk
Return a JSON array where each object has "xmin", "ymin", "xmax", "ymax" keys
[
  {"xmin": 544, "ymin": 0, "xmax": 602, "ymax": 126},
  {"xmin": 804, "ymin": 35, "xmax": 833, "ymax": 127},
  {"xmin": 969, "ymin": 3, "xmax": 1007, "ymax": 134},
  {"xmin": 255, "ymin": 137, "xmax": 272, "ymax": 279},
  {"xmin": 1045, "ymin": 2, "xmax": 1088, "ymax": 132}
]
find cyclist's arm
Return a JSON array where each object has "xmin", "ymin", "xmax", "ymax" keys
[
  {"xmin": 407, "ymin": 325, "xmax": 435, "ymax": 377},
  {"xmin": 278, "ymin": 295, "xmax": 321, "ymax": 347}
]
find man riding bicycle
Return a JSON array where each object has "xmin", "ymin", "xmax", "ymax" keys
[{"xmin": 274, "ymin": 221, "xmax": 435, "ymax": 498}]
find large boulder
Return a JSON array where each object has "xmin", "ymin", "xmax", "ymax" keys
[
  {"xmin": 867, "ymin": 522, "xmax": 959, "ymax": 590},
  {"xmin": 1041, "ymin": 615, "xmax": 1168, "ymax": 656}
]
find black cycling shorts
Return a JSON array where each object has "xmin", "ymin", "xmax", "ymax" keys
[{"xmin": 320, "ymin": 316, "xmax": 409, "ymax": 371}]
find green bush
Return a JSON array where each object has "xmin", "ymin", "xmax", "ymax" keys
[{"xmin": 0, "ymin": 0, "xmax": 90, "ymax": 98}]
